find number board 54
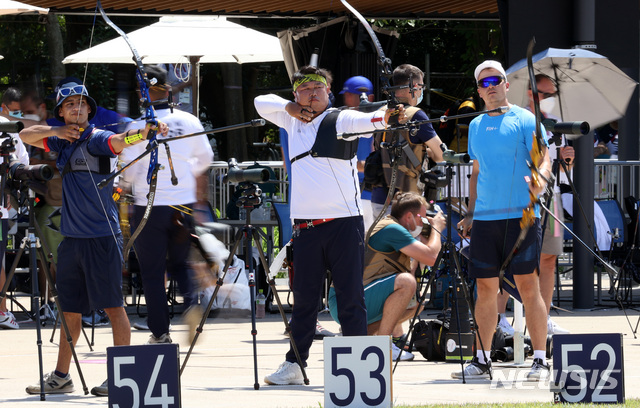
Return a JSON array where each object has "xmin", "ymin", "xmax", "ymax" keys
[{"xmin": 107, "ymin": 344, "xmax": 181, "ymax": 408}]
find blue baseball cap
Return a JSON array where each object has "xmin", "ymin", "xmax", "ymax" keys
[
  {"xmin": 53, "ymin": 79, "xmax": 97, "ymax": 121},
  {"xmin": 339, "ymin": 76, "xmax": 374, "ymax": 95}
]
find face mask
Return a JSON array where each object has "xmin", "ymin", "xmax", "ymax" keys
[
  {"xmin": 22, "ymin": 114, "xmax": 41, "ymax": 121},
  {"xmin": 8, "ymin": 110, "xmax": 23, "ymax": 119},
  {"xmin": 539, "ymin": 96, "xmax": 556, "ymax": 113},
  {"xmin": 416, "ymin": 90, "xmax": 424, "ymax": 105},
  {"xmin": 409, "ymin": 215, "xmax": 422, "ymax": 238}
]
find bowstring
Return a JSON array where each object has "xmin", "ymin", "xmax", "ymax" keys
[{"xmin": 75, "ymin": 4, "xmax": 122, "ymax": 254}]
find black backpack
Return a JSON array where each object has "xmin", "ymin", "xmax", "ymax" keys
[
  {"xmin": 363, "ymin": 149, "xmax": 387, "ymax": 189},
  {"xmin": 413, "ymin": 319, "xmax": 448, "ymax": 361}
]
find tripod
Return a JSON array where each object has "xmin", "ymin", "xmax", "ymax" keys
[
  {"xmin": 0, "ymin": 185, "xmax": 89, "ymax": 398},
  {"xmin": 395, "ymin": 160, "xmax": 491, "ymax": 381},
  {"xmin": 180, "ymin": 182, "xmax": 308, "ymax": 388},
  {"xmin": 436, "ymin": 161, "xmax": 492, "ymax": 381}
]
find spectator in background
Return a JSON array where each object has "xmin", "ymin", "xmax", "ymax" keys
[
  {"xmin": 1, "ymin": 87, "xmax": 23, "ymax": 120},
  {"xmin": 340, "ymin": 75, "xmax": 375, "ymax": 230},
  {"xmin": 594, "ymin": 121, "xmax": 618, "ymax": 159}
]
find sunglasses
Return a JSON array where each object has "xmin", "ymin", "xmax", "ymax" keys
[
  {"xmin": 477, "ymin": 76, "xmax": 505, "ymax": 88},
  {"xmin": 57, "ymin": 85, "xmax": 89, "ymax": 102}
]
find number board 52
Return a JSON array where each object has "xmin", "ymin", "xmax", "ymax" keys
[{"xmin": 552, "ymin": 333, "xmax": 624, "ymax": 404}]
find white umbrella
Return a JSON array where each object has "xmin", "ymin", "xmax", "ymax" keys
[
  {"xmin": 62, "ymin": 16, "xmax": 284, "ymax": 65},
  {"xmin": 0, "ymin": 0, "xmax": 48, "ymax": 15},
  {"xmin": 506, "ymin": 47, "xmax": 638, "ymax": 129}
]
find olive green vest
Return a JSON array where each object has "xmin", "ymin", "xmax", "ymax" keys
[{"xmin": 363, "ymin": 216, "xmax": 412, "ymax": 286}]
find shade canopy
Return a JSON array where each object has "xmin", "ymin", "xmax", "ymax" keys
[
  {"xmin": 62, "ymin": 15, "xmax": 284, "ymax": 65},
  {"xmin": 0, "ymin": 0, "xmax": 48, "ymax": 15},
  {"xmin": 506, "ymin": 47, "xmax": 638, "ymax": 130}
]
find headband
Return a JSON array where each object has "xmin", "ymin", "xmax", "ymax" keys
[{"xmin": 293, "ymin": 74, "xmax": 328, "ymax": 92}]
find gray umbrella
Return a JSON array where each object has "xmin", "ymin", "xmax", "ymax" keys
[{"xmin": 505, "ymin": 47, "xmax": 638, "ymax": 129}]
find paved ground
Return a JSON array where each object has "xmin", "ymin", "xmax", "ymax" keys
[{"xmin": 2, "ymin": 285, "xmax": 640, "ymax": 407}]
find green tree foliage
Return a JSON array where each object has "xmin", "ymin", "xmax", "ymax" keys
[
  {"xmin": 375, "ymin": 19, "xmax": 503, "ymax": 111},
  {"xmin": 0, "ymin": 13, "xmax": 148, "ymax": 113},
  {"xmin": 0, "ymin": 15, "xmax": 50, "ymax": 90}
]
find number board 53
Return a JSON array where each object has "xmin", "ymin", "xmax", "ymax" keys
[{"xmin": 324, "ymin": 336, "xmax": 392, "ymax": 408}]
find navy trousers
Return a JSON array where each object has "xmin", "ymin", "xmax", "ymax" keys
[
  {"xmin": 286, "ymin": 216, "xmax": 367, "ymax": 364},
  {"xmin": 132, "ymin": 205, "xmax": 195, "ymax": 338}
]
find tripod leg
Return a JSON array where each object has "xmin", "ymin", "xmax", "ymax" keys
[
  {"xmin": 180, "ymin": 227, "xmax": 245, "ymax": 375},
  {"xmin": 251, "ymin": 228, "xmax": 309, "ymax": 385}
]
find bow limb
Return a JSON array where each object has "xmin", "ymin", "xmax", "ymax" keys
[
  {"xmin": 341, "ymin": 0, "xmax": 403, "ymax": 241},
  {"xmin": 340, "ymin": 0, "xmax": 398, "ymax": 119},
  {"xmin": 97, "ymin": 0, "xmax": 159, "ymax": 254},
  {"xmin": 123, "ymin": 163, "xmax": 159, "ymax": 260},
  {"xmin": 497, "ymin": 37, "xmax": 548, "ymax": 291}
]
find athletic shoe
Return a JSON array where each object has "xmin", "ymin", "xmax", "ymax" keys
[
  {"xmin": 527, "ymin": 358, "xmax": 550, "ymax": 380},
  {"xmin": 26, "ymin": 371, "xmax": 74, "ymax": 394},
  {"xmin": 547, "ymin": 317, "xmax": 569, "ymax": 335},
  {"xmin": 133, "ymin": 321, "xmax": 150, "ymax": 330},
  {"xmin": 392, "ymin": 343, "xmax": 414, "ymax": 361},
  {"xmin": 264, "ymin": 361, "xmax": 304, "ymax": 385},
  {"xmin": 451, "ymin": 357, "xmax": 491, "ymax": 379},
  {"xmin": 0, "ymin": 310, "xmax": 19, "ymax": 329},
  {"xmin": 91, "ymin": 379, "xmax": 108, "ymax": 396},
  {"xmin": 497, "ymin": 317, "xmax": 515, "ymax": 336},
  {"xmin": 314, "ymin": 321, "xmax": 336, "ymax": 339},
  {"xmin": 146, "ymin": 333, "xmax": 172, "ymax": 344},
  {"xmin": 392, "ymin": 334, "xmax": 411, "ymax": 351}
]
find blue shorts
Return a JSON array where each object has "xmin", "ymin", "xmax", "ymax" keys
[
  {"xmin": 57, "ymin": 235, "xmax": 124, "ymax": 314},
  {"xmin": 468, "ymin": 218, "xmax": 541, "ymax": 279},
  {"xmin": 328, "ymin": 274, "xmax": 397, "ymax": 325}
]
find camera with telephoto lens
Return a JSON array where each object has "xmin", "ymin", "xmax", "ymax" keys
[
  {"xmin": 223, "ymin": 158, "xmax": 270, "ymax": 184},
  {"xmin": 420, "ymin": 169, "xmax": 448, "ymax": 203},
  {"xmin": 0, "ymin": 134, "xmax": 53, "ymax": 183},
  {"xmin": 9, "ymin": 155, "xmax": 53, "ymax": 182}
]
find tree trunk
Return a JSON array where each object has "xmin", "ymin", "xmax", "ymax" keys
[
  {"xmin": 46, "ymin": 14, "xmax": 66, "ymax": 86},
  {"xmin": 221, "ymin": 63, "xmax": 248, "ymax": 161}
]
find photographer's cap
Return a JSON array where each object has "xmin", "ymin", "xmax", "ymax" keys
[
  {"xmin": 474, "ymin": 60, "xmax": 507, "ymax": 81},
  {"xmin": 339, "ymin": 76, "xmax": 374, "ymax": 95},
  {"xmin": 53, "ymin": 80, "xmax": 97, "ymax": 121}
]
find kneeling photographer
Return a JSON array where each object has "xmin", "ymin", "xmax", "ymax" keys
[{"xmin": 328, "ymin": 192, "xmax": 445, "ymax": 361}]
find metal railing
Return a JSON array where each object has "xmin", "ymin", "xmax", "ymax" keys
[
  {"xmin": 431, "ymin": 159, "xmax": 640, "ymax": 212},
  {"xmin": 205, "ymin": 159, "xmax": 639, "ymax": 219}
]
